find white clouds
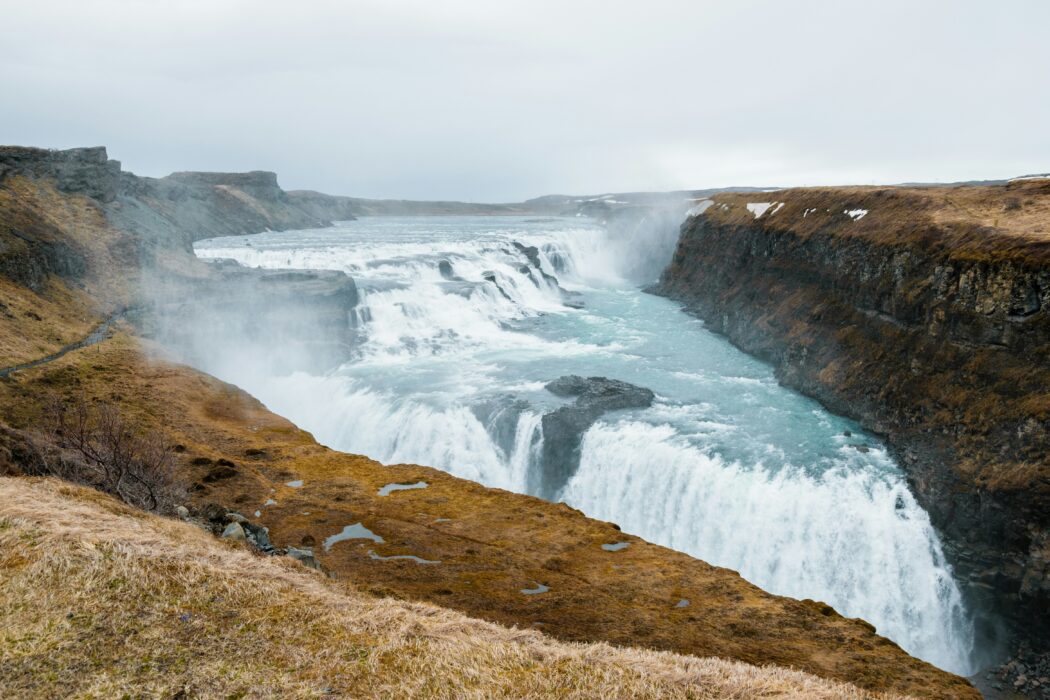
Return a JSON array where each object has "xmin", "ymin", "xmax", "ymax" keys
[{"xmin": 1, "ymin": 1, "xmax": 1048, "ymax": 200}]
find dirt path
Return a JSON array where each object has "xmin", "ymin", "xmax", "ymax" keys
[{"xmin": 0, "ymin": 310, "xmax": 127, "ymax": 378}]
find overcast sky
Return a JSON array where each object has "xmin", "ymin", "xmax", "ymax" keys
[{"xmin": 2, "ymin": 1, "xmax": 1048, "ymax": 201}]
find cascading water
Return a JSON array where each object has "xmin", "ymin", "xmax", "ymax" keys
[{"xmin": 191, "ymin": 213, "xmax": 978, "ymax": 674}]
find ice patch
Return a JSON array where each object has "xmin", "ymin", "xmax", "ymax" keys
[
  {"xmin": 845, "ymin": 209, "xmax": 869, "ymax": 221},
  {"xmin": 747, "ymin": 202, "xmax": 775, "ymax": 218},
  {"xmin": 324, "ymin": 523, "xmax": 384, "ymax": 551},
  {"xmin": 368, "ymin": 550, "xmax": 440, "ymax": 565},
  {"xmin": 285, "ymin": 480, "xmax": 303, "ymax": 488},
  {"xmin": 521, "ymin": 582, "xmax": 550, "ymax": 595},
  {"xmin": 602, "ymin": 542, "xmax": 630, "ymax": 551},
  {"xmin": 378, "ymin": 480, "xmax": 429, "ymax": 496},
  {"xmin": 685, "ymin": 200, "xmax": 714, "ymax": 218}
]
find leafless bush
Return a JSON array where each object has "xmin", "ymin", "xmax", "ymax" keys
[{"xmin": 29, "ymin": 395, "xmax": 183, "ymax": 513}]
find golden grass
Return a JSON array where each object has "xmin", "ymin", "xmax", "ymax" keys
[{"xmin": 0, "ymin": 477, "xmax": 897, "ymax": 700}]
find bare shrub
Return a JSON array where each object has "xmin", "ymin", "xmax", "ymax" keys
[{"xmin": 29, "ymin": 395, "xmax": 183, "ymax": 513}]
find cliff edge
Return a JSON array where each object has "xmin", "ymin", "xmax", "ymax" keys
[{"xmin": 655, "ymin": 182, "xmax": 1050, "ymax": 657}]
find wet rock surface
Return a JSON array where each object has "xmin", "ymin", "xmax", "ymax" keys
[{"xmin": 537, "ymin": 376, "xmax": 654, "ymax": 499}]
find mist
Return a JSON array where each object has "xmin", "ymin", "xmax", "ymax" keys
[{"xmin": 3, "ymin": 1, "xmax": 1049, "ymax": 200}]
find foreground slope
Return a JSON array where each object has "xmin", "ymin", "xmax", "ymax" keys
[
  {"xmin": 0, "ymin": 477, "xmax": 894, "ymax": 699},
  {"xmin": 0, "ymin": 332, "xmax": 977, "ymax": 698}
]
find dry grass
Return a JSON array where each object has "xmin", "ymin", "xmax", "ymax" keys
[
  {"xmin": 0, "ymin": 477, "xmax": 895, "ymax": 700},
  {"xmin": 706, "ymin": 179, "xmax": 1050, "ymax": 263},
  {"xmin": 0, "ymin": 176, "xmax": 132, "ymax": 366}
]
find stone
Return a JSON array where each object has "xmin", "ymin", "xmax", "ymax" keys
[
  {"xmin": 286, "ymin": 546, "xmax": 322, "ymax": 571},
  {"xmin": 175, "ymin": 505, "xmax": 190, "ymax": 520},
  {"xmin": 221, "ymin": 522, "xmax": 246, "ymax": 541},
  {"xmin": 537, "ymin": 376, "xmax": 655, "ymax": 499},
  {"xmin": 225, "ymin": 512, "xmax": 248, "ymax": 524}
]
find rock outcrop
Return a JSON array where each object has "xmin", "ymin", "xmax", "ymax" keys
[
  {"xmin": 655, "ymin": 183, "xmax": 1050, "ymax": 655},
  {"xmin": 537, "ymin": 375, "xmax": 655, "ymax": 498},
  {"xmin": 145, "ymin": 262, "xmax": 359, "ymax": 374},
  {"xmin": 0, "ymin": 146, "xmax": 121, "ymax": 203},
  {"xmin": 0, "ymin": 146, "xmax": 359, "ymax": 258}
]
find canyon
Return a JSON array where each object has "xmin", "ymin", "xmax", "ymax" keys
[{"xmin": 3, "ymin": 144, "xmax": 1047, "ymax": 697}]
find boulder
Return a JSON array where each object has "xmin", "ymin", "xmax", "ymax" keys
[
  {"xmin": 536, "ymin": 376, "xmax": 654, "ymax": 499},
  {"xmin": 221, "ymin": 522, "xmax": 246, "ymax": 541},
  {"xmin": 286, "ymin": 546, "xmax": 322, "ymax": 571}
]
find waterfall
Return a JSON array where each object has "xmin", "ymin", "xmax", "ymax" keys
[{"xmin": 190, "ymin": 214, "xmax": 978, "ymax": 674}]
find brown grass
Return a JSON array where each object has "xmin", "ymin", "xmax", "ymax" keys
[
  {"xmin": 705, "ymin": 180, "xmax": 1050, "ymax": 263},
  {"xmin": 0, "ymin": 477, "xmax": 898, "ymax": 700},
  {"xmin": 0, "ymin": 176, "xmax": 132, "ymax": 366}
]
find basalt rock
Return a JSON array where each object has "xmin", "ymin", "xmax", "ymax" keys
[
  {"xmin": 537, "ymin": 376, "xmax": 654, "ymax": 499},
  {"xmin": 654, "ymin": 184, "xmax": 1050, "ymax": 657},
  {"xmin": 0, "ymin": 146, "xmax": 121, "ymax": 203}
]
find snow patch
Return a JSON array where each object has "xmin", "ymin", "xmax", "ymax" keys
[
  {"xmin": 746, "ymin": 202, "xmax": 775, "ymax": 218},
  {"xmin": 844, "ymin": 209, "xmax": 869, "ymax": 221},
  {"xmin": 685, "ymin": 200, "xmax": 713, "ymax": 218}
]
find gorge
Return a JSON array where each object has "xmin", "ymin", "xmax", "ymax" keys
[
  {"xmin": 185, "ymin": 210, "xmax": 979, "ymax": 675},
  {"xmin": 3, "ymin": 145, "xmax": 1048, "ymax": 698}
]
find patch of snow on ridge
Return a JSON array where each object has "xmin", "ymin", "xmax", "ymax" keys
[
  {"xmin": 1010, "ymin": 174, "xmax": 1050, "ymax": 181},
  {"xmin": 686, "ymin": 200, "xmax": 713, "ymax": 218},
  {"xmin": 844, "ymin": 209, "xmax": 868, "ymax": 221},
  {"xmin": 769, "ymin": 202, "xmax": 785, "ymax": 216},
  {"xmin": 802, "ymin": 208, "xmax": 819, "ymax": 218},
  {"xmin": 747, "ymin": 202, "xmax": 775, "ymax": 218}
]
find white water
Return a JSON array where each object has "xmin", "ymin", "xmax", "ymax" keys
[{"xmin": 193, "ymin": 215, "xmax": 977, "ymax": 674}]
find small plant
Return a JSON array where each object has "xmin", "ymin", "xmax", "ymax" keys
[{"xmin": 29, "ymin": 395, "xmax": 183, "ymax": 513}]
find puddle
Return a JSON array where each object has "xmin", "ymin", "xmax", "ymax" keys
[
  {"xmin": 601, "ymin": 542, "xmax": 630, "ymax": 552},
  {"xmin": 324, "ymin": 523, "xmax": 384, "ymax": 552},
  {"xmin": 264, "ymin": 498, "xmax": 277, "ymax": 506},
  {"xmin": 286, "ymin": 480, "xmax": 304, "ymax": 488},
  {"xmin": 254, "ymin": 510, "xmax": 261, "ymax": 517},
  {"xmin": 676, "ymin": 599, "xmax": 690, "ymax": 608},
  {"xmin": 434, "ymin": 518, "xmax": 452, "ymax": 523},
  {"xmin": 378, "ymin": 480, "xmax": 429, "ymax": 497},
  {"xmin": 367, "ymin": 550, "xmax": 440, "ymax": 565},
  {"xmin": 521, "ymin": 582, "xmax": 550, "ymax": 595}
]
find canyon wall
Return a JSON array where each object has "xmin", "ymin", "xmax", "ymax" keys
[
  {"xmin": 0, "ymin": 146, "xmax": 359, "ymax": 373},
  {"xmin": 655, "ymin": 183, "xmax": 1050, "ymax": 652}
]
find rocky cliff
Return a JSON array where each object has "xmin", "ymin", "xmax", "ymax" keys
[
  {"xmin": 0, "ymin": 146, "xmax": 358, "ymax": 254},
  {"xmin": 0, "ymin": 147, "xmax": 361, "ymax": 375},
  {"xmin": 655, "ymin": 182, "xmax": 1050, "ymax": 656}
]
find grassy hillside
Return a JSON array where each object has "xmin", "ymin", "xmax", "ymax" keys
[{"xmin": 1, "ymin": 477, "xmax": 899, "ymax": 699}]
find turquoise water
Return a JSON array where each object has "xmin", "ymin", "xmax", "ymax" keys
[{"xmin": 195, "ymin": 215, "xmax": 976, "ymax": 673}]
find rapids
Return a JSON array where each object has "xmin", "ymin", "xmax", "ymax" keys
[{"xmin": 193, "ymin": 214, "xmax": 977, "ymax": 674}]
